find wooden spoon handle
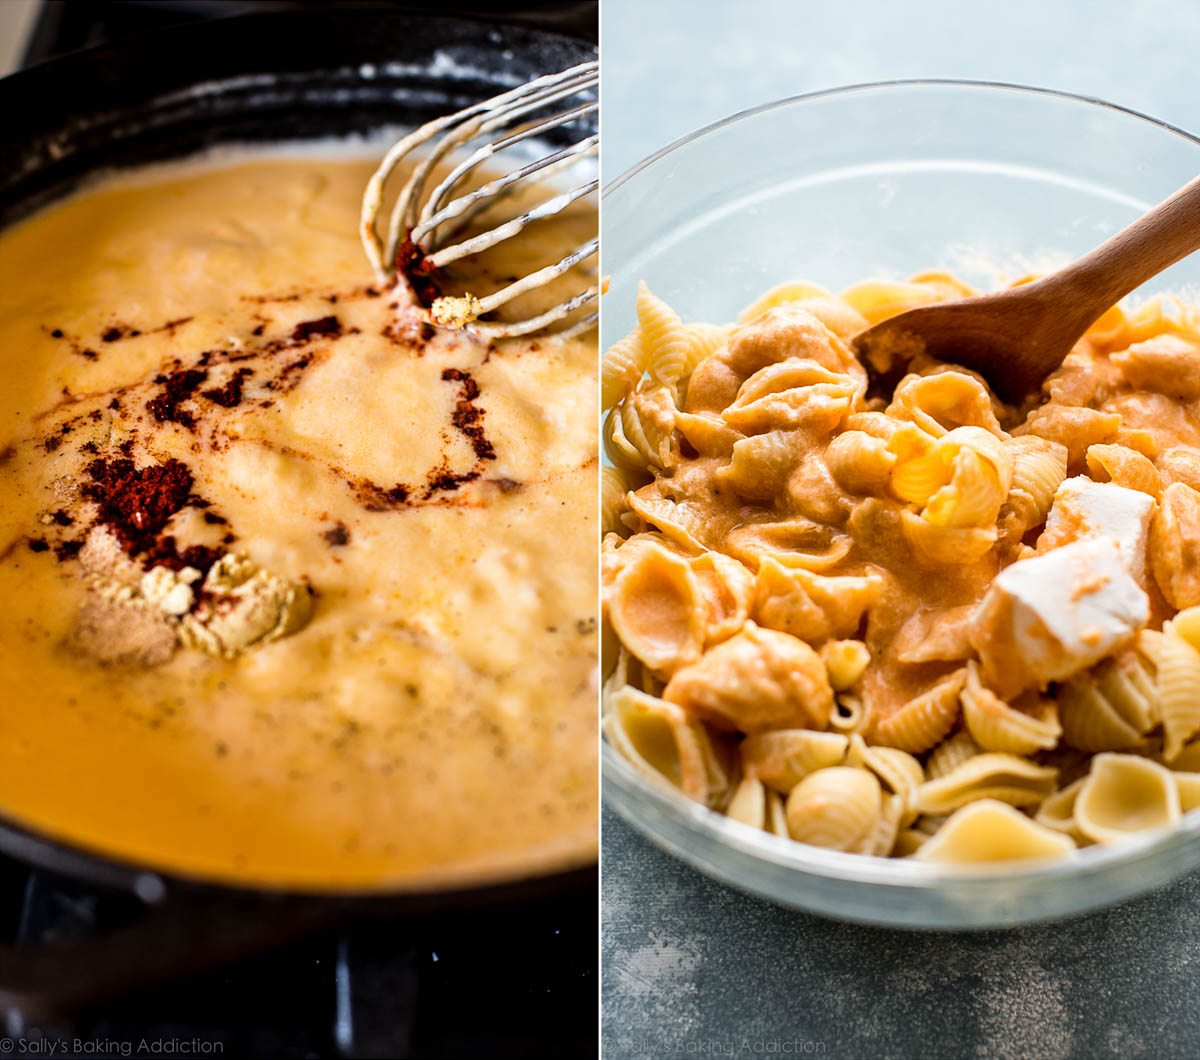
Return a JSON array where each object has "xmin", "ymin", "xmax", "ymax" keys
[{"xmin": 1045, "ymin": 171, "xmax": 1200, "ymax": 320}]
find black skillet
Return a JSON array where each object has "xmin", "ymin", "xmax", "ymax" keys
[{"xmin": 0, "ymin": 4, "xmax": 597, "ymax": 1021}]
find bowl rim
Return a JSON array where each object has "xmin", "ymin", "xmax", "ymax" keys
[
  {"xmin": 600, "ymin": 77, "xmax": 1200, "ymax": 894},
  {"xmin": 602, "ymin": 76, "xmax": 1200, "ymax": 199}
]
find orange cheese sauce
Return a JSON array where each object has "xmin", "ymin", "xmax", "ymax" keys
[{"xmin": 0, "ymin": 152, "xmax": 598, "ymax": 890}]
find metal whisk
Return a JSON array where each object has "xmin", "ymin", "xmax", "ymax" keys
[{"xmin": 360, "ymin": 60, "xmax": 598, "ymax": 339}]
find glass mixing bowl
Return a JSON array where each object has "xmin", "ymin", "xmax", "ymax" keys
[{"xmin": 601, "ymin": 80, "xmax": 1200, "ymax": 929}]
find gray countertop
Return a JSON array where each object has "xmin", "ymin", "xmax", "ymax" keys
[
  {"xmin": 601, "ymin": 2, "xmax": 1200, "ymax": 1056},
  {"xmin": 603, "ymin": 807, "xmax": 1200, "ymax": 1059}
]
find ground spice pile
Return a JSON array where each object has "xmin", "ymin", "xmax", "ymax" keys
[{"xmin": 81, "ymin": 457, "xmax": 195, "ymax": 556}]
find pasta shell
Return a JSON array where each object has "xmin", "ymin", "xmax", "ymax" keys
[
  {"xmin": 1173, "ymin": 605, "xmax": 1200, "ymax": 650},
  {"xmin": 1034, "ymin": 777, "xmax": 1090, "ymax": 843},
  {"xmin": 766, "ymin": 789, "xmax": 790, "ymax": 837},
  {"xmin": 840, "ymin": 277, "xmax": 956, "ymax": 326},
  {"xmin": 605, "ymin": 539, "xmax": 705, "ymax": 676},
  {"xmin": 887, "ymin": 370, "xmax": 1003, "ymax": 438},
  {"xmin": 740, "ymin": 729, "xmax": 849, "ymax": 793},
  {"xmin": 825, "ymin": 430, "xmax": 897, "ymax": 495},
  {"xmin": 891, "ymin": 449, "xmax": 950, "ymax": 506},
  {"xmin": 846, "ymin": 734, "xmax": 925, "ymax": 826},
  {"xmin": 625, "ymin": 490, "xmax": 709, "ymax": 552},
  {"xmin": 900, "ymin": 510, "xmax": 997, "ymax": 566},
  {"xmin": 872, "ymin": 669, "xmax": 965, "ymax": 753},
  {"xmin": 726, "ymin": 775, "xmax": 768, "ymax": 830},
  {"xmin": 681, "ymin": 322, "xmax": 732, "ymax": 374},
  {"xmin": 925, "ymin": 730, "xmax": 981, "ymax": 780},
  {"xmin": 1158, "ymin": 624, "xmax": 1200, "ymax": 762},
  {"xmin": 601, "ymin": 466, "xmax": 636, "ymax": 537},
  {"xmin": 1058, "ymin": 649, "xmax": 1157, "ymax": 752},
  {"xmin": 1150, "ymin": 483, "xmax": 1200, "ymax": 610},
  {"xmin": 717, "ymin": 431, "xmax": 799, "ymax": 500},
  {"xmin": 637, "ymin": 282, "xmax": 688, "ymax": 389},
  {"xmin": 727, "ymin": 521, "xmax": 853, "ymax": 572},
  {"xmin": 829, "ymin": 693, "xmax": 873, "ymax": 736},
  {"xmin": 1001, "ymin": 435, "xmax": 1068, "ymax": 533},
  {"xmin": 961, "ymin": 662, "xmax": 1062, "ymax": 755},
  {"xmin": 819, "ymin": 639, "xmax": 871, "ymax": 692},
  {"xmin": 921, "ymin": 428, "xmax": 1013, "ymax": 529},
  {"xmin": 603, "ymin": 388, "xmax": 677, "ymax": 474},
  {"xmin": 689, "ymin": 550, "xmax": 755, "ymax": 646},
  {"xmin": 1170, "ymin": 772, "xmax": 1200, "ymax": 813},
  {"xmin": 723, "ymin": 359, "xmax": 861, "ymax": 435},
  {"xmin": 663, "ymin": 622, "xmax": 833, "ymax": 734},
  {"xmin": 753, "ymin": 557, "xmax": 883, "ymax": 644},
  {"xmin": 785, "ymin": 766, "xmax": 882, "ymax": 851},
  {"xmin": 1085, "ymin": 443, "xmax": 1162, "ymax": 499},
  {"xmin": 674, "ymin": 410, "xmax": 741, "ymax": 458},
  {"xmin": 915, "ymin": 753, "xmax": 1058, "ymax": 815},
  {"xmin": 738, "ymin": 281, "xmax": 834, "ymax": 323},
  {"xmin": 1167, "ymin": 740, "xmax": 1200, "ymax": 772},
  {"xmin": 854, "ymin": 792, "xmax": 904, "ymax": 856},
  {"xmin": 1074, "ymin": 753, "xmax": 1181, "ymax": 844},
  {"xmin": 603, "ymin": 685, "xmax": 730, "ymax": 808},
  {"xmin": 601, "ymin": 327, "xmax": 645, "ymax": 409},
  {"xmin": 913, "ymin": 800, "xmax": 1075, "ymax": 863}
]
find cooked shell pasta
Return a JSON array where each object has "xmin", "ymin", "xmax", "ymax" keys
[
  {"xmin": 829, "ymin": 693, "xmax": 873, "ymax": 736},
  {"xmin": 604, "ymin": 273, "xmax": 1200, "ymax": 867},
  {"xmin": 845, "ymin": 734, "xmax": 924, "ymax": 826},
  {"xmin": 717, "ymin": 431, "xmax": 799, "ymax": 501},
  {"xmin": 820, "ymin": 639, "xmax": 871, "ymax": 692},
  {"xmin": 914, "ymin": 799, "xmax": 1075, "ymax": 863},
  {"xmin": 825, "ymin": 430, "xmax": 898, "ymax": 494},
  {"xmin": 854, "ymin": 793, "xmax": 904, "ymax": 856},
  {"xmin": 1001, "ymin": 435, "xmax": 1068, "ymax": 532},
  {"xmin": 681, "ymin": 322, "xmax": 733, "ymax": 375},
  {"xmin": 690, "ymin": 550, "xmax": 755, "ymax": 646},
  {"xmin": 785, "ymin": 766, "xmax": 882, "ymax": 851},
  {"xmin": 961, "ymin": 662, "xmax": 1062, "ymax": 755},
  {"xmin": 1034, "ymin": 777, "xmax": 1090, "ymax": 843},
  {"xmin": 1074, "ymin": 753, "xmax": 1181, "ymax": 844},
  {"xmin": 726, "ymin": 775, "xmax": 769, "ymax": 830},
  {"xmin": 601, "ymin": 465, "xmax": 634, "ymax": 537},
  {"xmin": 663, "ymin": 622, "xmax": 834, "ymax": 733},
  {"xmin": 1058, "ymin": 646, "xmax": 1158, "ymax": 752},
  {"xmin": 738, "ymin": 281, "xmax": 833, "ymax": 323},
  {"xmin": 637, "ymin": 281, "xmax": 689, "ymax": 388},
  {"xmin": 1085, "ymin": 443, "xmax": 1162, "ymax": 498},
  {"xmin": 871, "ymin": 669, "xmax": 965, "ymax": 753},
  {"xmin": 915, "ymin": 753, "xmax": 1058, "ymax": 816},
  {"xmin": 1158, "ymin": 622, "xmax": 1200, "ymax": 761},
  {"xmin": 740, "ymin": 729, "xmax": 850, "ymax": 793},
  {"xmin": 601, "ymin": 327, "xmax": 646, "ymax": 409},
  {"xmin": 604, "ymin": 539, "xmax": 705, "ymax": 676},
  {"xmin": 926, "ymin": 729, "xmax": 981, "ymax": 780},
  {"xmin": 603, "ymin": 685, "xmax": 731, "ymax": 808}
]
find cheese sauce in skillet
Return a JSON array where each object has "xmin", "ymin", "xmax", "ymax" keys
[{"xmin": 0, "ymin": 152, "xmax": 598, "ymax": 889}]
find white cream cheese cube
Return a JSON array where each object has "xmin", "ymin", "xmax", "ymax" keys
[
  {"xmin": 1040, "ymin": 475, "xmax": 1156, "ymax": 585},
  {"xmin": 970, "ymin": 537, "xmax": 1149, "ymax": 697}
]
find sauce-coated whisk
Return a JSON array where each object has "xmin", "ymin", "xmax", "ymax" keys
[{"xmin": 361, "ymin": 60, "xmax": 598, "ymax": 339}]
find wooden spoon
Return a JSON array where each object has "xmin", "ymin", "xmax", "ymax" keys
[{"xmin": 854, "ymin": 173, "xmax": 1200, "ymax": 403}]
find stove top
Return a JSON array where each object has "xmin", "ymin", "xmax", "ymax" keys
[
  {"xmin": 0, "ymin": 856, "xmax": 595, "ymax": 1057},
  {"xmin": 7, "ymin": 3, "xmax": 598, "ymax": 1057}
]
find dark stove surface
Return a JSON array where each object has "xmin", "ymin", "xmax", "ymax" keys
[
  {"xmin": 0, "ymin": 852, "xmax": 596, "ymax": 1058},
  {"xmin": 7, "ymin": 3, "xmax": 597, "ymax": 1058},
  {"xmin": 22, "ymin": 0, "xmax": 598, "ymax": 67}
]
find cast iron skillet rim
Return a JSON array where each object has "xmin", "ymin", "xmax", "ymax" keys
[{"xmin": 0, "ymin": 8, "xmax": 597, "ymax": 906}]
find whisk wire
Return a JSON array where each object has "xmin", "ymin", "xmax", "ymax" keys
[{"xmin": 361, "ymin": 59, "xmax": 598, "ymax": 339}]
